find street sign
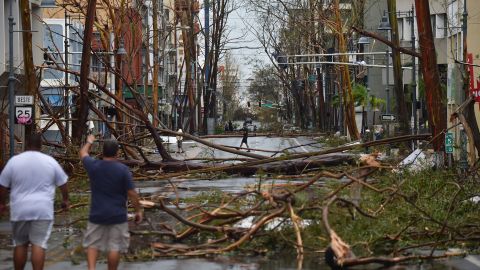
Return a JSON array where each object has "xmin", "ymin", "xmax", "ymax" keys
[
  {"xmin": 15, "ymin": 106, "xmax": 33, "ymax": 125},
  {"xmin": 445, "ymin": 132, "xmax": 454, "ymax": 154},
  {"xmin": 15, "ymin": 95, "xmax": 34, "ymax": 105},
  {"xmin": 381, "ymin": 114, "xmax": 396, "ymax": 121}
]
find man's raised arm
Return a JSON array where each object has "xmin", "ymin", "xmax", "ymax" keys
[{"xmin": 79, "ymin": 134, "xmax": 96, "ymax": 159}]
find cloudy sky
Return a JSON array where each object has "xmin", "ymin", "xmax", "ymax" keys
[{"xmin": 199, "ymin": 0, "xmax": 271, "ymax": 97}]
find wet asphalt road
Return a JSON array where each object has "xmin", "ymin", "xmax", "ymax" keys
[{"xmin": 0, "ymin": 136, "xmax": 478, "ymax": 269}]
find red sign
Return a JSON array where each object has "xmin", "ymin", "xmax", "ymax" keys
[{"xmin": 467, "ymin": 53, "xmax": 480, "ymax": 102}]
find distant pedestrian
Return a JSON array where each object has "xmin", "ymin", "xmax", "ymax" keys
[
  {"xmin": 176, "ymin": 128, "xmax": 184, "ymax": 153},
  {"xmin": 224, "ymin": 123, "xmax": 229, "ymax": 132},
  {"xmin": 0, "ymin": 132, "xmax": 69, "ymax": 270},
  {"xmin": 228, "ymin": 120, "xmax": 233, "ymax": 132},
  {"xmin": 79, "ymin": 134, "xmax": 143, "ymax": 270},
  {"xmin": 239, "ymin": 127, "xmax": 250, "ymax": 151}
]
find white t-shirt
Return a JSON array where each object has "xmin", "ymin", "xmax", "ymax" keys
[{"xmin": 0, "ymin": 151, "xmax": 68, "ymax": 221}]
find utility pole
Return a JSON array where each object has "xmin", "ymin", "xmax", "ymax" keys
[
  {"xmin": 385, "ymin": 48, "xmax": 390, "ymax": 114},
  {"xmin": 8, "ymin": 0, "xmax": 16, "ymax": 158},
  {"xmin": 411, "ymin": 5, "xmax": 417, "ymax": 138},
  {"xmin": 388, "ymin": 0, "xmax": 409, "ymax": 134}
]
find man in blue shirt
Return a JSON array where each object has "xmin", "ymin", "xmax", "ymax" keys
[{"xmin": 79, "ymin": 134, "xmax": 143, "ymax": 270}]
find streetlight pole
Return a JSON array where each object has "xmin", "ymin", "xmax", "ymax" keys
[
  {"xmin": 8, "ymin": 0, "xmax": 16, "ymax": 158},
  {"xmin": 378, "ymin": 11, "xmax": 392, "ymax": 115},
  {"xmin": 64, "ymin": 8, "xmax": 70, "ymax": 137},
  {"xmin": 204, "ymin": 0, "xmax": 210, "ymax": 134}
]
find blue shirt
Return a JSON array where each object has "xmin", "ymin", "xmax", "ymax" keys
[{"xmin": 82, "ymin": 156, "xmax": 134, "ymax": 224}]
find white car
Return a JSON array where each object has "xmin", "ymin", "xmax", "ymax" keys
[{"xmin": 283, "ymin": 124, "xmax": 301, "ymax": 133}]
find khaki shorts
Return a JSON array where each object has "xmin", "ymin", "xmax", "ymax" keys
[
  {"xmin": 82, "ymin": 222, "xmax": 130, "ymax": 252},
  {"xmin": 12, "ymin": 220, "xmax": 53, "ymax": 249}
]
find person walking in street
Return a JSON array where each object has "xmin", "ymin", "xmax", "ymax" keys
[
  {"xmin": 79, "ymin": 134, "xmax": 143, "ymax": 270},
  {"xmin": 228, "ymin": 120, "xmax": 233, "ymax": 132},
  {"xmin": 239, "ymin": 127, "xmax": 250, "ymax": 152},
  {"xmin": 0, "ymin": 132, "xmax": 69, "ymax": 270},
  {"xmin": 176, "ymin": 128, "xmax": 184, "ymax": 153}
]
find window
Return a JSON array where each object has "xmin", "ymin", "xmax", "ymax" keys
[
  {"xmin": 398, "ymin": 18, "xmax": 404, "ymax": 40},
  {"xmin": 40, "ymin": 87, "xmax": 66, "ymax": 115},
  {"xmin": 403, "ymin": 17, "xmax": 412, "ymax": 42},
  {"xmin": 452, "ymin": 33, "xmax": 459, "ymax": 60},
  {"xmin": 430, "ymin": 15, "xmax": 436, "ymax": 38},
  {"xmin": 44, "ymin": 24, "xmax": 64, "ymax": 52},
  {"xmin": 43, "ymin": 23, "xmax": 65, "ymax": 80},
  {"xmin": 91, "ymin": 54, "xmax": 107, "ymax": 73},
  {"xmin": 437, "ymin": 13, "xmax": 447, "ymax": 38},
  {"xmin": 165, "ymin": 9, "xmax": 169, "ymax": 21}
]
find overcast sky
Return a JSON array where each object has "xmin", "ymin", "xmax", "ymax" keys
[{"xmin": 199, "ymin": 0, "xmax": 271, "ymax": 100}]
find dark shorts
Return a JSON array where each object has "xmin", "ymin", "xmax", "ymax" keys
[
  {"xmin": 83, "ymin": 222, "xmax": 130, "ymax": 252},
  {"xmin": 12, "ymin": 220, "xmax": 53, "ymax": 249}
]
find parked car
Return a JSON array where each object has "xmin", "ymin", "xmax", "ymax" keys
[
  {"xmin": 283, "ymin": 124, "xmax": 301, "ymax": 133},
  {"xmin": 237, "ymin": 124, "xmax": 255, "ymax": 132}
]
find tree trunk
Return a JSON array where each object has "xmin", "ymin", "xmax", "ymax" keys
[
  {"xmin": 19, "ymin": 0, "xmax": 43, "ymax": 143},
  {"xmin": 414, "ymin": 0, "xmax": 446, "ymax": 151},
  {"xmin": 388, "ymin": 0, "xmax": 409, "ymax": 134},
  {"xmin": 74, "ymin": 0, "xmax": 97, "ymax": 145},
  {"xmin": 333, "ymin": 0, "xmax": 360, "ymax": 140}
]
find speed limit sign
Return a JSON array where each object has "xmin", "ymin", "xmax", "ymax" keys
[{"xmin": 15, "ymin": 106, "xmax": 33, "ymax": 125}]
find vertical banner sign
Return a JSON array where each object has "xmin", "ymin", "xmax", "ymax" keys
[
  {"xmin": 467, "ymin": 54, "xmax": 480, "ymax": 102},
  {"xmin": 445, "ymin": 132, "xmax": 454, "ymax": 154}
]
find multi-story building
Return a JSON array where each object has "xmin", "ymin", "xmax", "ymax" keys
[
  {"xmin": 40, "ymin": 0, "xmax": 170, "ymax": 140},
  {"xmin": 364, "ymin": 0, "xmax": 480, "ymax": 159},
  {"xmin": 0, "ymin": 0, "xmax": 53, "ymax": 163},
  {"xmin": 363, "ymin": 0, "xmax": 449, "ymax": 130},
  {"xmin": 445, "ymin": 0, "xmax": 480, "ymax": 161}
]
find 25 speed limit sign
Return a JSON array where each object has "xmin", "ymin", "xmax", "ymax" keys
[{"xmin": 15, "ymin": 106, "xmax": 33, "ymax": 125}]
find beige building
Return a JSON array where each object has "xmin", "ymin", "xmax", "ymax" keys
[
  {"xmin": 365, "ymin": 0, "xmax": 480, "ymax": 160},
  {"xmin": 0, "ymin": 0, "xmax": 53, "ymax": 162}
]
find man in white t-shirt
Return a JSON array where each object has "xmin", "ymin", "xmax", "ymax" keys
[{"xmin": 0, "ymin": 133, "xmax": 69, "ymax": 270}]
